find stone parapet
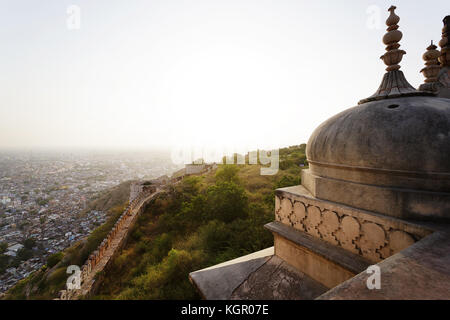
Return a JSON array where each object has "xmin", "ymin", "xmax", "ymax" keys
[
  {"xmin": 58, "ymin": 187, "xmax": 161, "ymax": 300},
  {"xmin": 275, "ymin": 185, "xmax": 432, "ymax": 263}
]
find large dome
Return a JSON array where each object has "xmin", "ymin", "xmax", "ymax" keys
[
  {"xmin": 303, "ymin": 95, "xmax": 450, "ymax": 221},
  {"xmin": 306, "ymin": 96, "xmax": 450, "ymax": 192},
  {"xmin": 301, "ymin": 7, "xmax": 450, "ymax": 221}
]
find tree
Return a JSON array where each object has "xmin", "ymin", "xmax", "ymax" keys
[
  {"xmin": 206, "ymin": 181, "xmax": 248, "ymax": 223},
  {"xmin": 0, "ymin": 254, "xmax": 9, "ymax": 274},
  {"xmin": 37, "ymin": 198, "xmax": 49, "ymax": 206},
  {"xmin": 176, "ymin": 176, "xmax": 202, "ymax": 203},
  {"xmin": 215, "ymin": 165, "xmax": 241, "ymax": 184},
  {"xmin": 16, "ymin": 248, "xmax": 33, "ymax": 261},
  {"xmin": 275, "ymin": 175, "xmax": 301, "ymax": 189},
  {"xmin": 47, "ymin": 252, "xmax": 64, "ymax": 268},
  {"xmin": 198, "ymin": 220, "xmax": 231, "ymax": 254},
  {"xmin": 23, "ymin": 238, "xmax": 36, "ymax": 250},
  {"xmin": 0, "ymin": 242, "xmax": 7, "ymax": 254}
]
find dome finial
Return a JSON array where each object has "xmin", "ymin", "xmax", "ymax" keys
[
  {"xmin": 359, "ymin": 6, "xmax": 430, "ymax": 104},
  {"xmin": 419, "ymin": 40, "xmax": 441, "ymax": 92},
  {"xmin": 381, "ymin": 5, "xmax": 405, "ymax": 71}
]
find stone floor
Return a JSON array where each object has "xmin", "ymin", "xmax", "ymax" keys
[
  {"xmin": 317, "ymin": 226, "xmax": 450, "ymax": 300},
  {"xmin": 190, "ymin": 222, "xmax": 450, "ymax": 300},
  {"xmin": 189, "ymin": 247, "xmax": 328, "ymax": 300},
  {"xmin": 231, "ymin": 256, "xmax": 328, "ymax": 300}
]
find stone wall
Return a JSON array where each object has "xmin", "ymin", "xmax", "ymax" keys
[
  {"xmin": 130, "ymin": 181, "xmax": 160, "ymax": 203},
  {"xmin": 57, "ymin": 175, "xmax": 188, "ymax": 300},
  {"xmin": 185, "ymin": 164, "xmax": 206, "ymax": 175},
  {"xmin": 275, "ymin": 187, "xmax": 432, "ymax": 263},
  {"xmin": 185, "ymin": 163, "xmax": 217, "ymax": 176},
  {"xmin": 58, "ymin": 187, "xmax": 158, "ymax": 300},
  {"xmin": 129, "ymin": 182, "xmax": 144, "ymax": 202}
]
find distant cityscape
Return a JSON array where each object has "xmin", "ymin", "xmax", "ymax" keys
[{"xmin": 0, "ymin": 150, "xmax": 182, "ymax": 293}]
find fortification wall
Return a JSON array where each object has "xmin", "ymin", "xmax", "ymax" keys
[
  {"xmin": 58, "ymin": 187, "xmax": 158, "ymax": 300},
  {"xmin": 58, "ymin": 174, "xmax": 187, "ymax": 300},
  {"xmin": 86, "ymin": 198, "xmax": 149, "ymax": 297}
]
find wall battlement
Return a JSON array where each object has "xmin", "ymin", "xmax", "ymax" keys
[
  {"xmin": 55, "ymin": 162, "xmax": 211, "ymax": 300},
  {"xmin": 58, "ymin": 187, "xmax": 159, "ymax": 300},
  {"xmin": 57, "ymin": 174, "xmax": 187, "ymax": 300}
]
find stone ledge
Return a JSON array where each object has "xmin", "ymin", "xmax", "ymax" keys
[
  {"xmin": 189, "ymin": 247, "xmax": 274, "ymax": 300},
  {"xmin": 276, "ymin": 185, "xmax": 434, "ymax": 236},
  {"xmin": 231, "ymin": 256, "xmax": 328, "ymax": 300},
  {"xmin": 317, "ymin": 229, "xmax": 450, "ymax": 300},
  {"xmin": 275, "ymin": 185, "xmax": 432, "ymax": 263},
  {"xmin": 265, "ymin": 221, "xmax": 371, "ymax": 275},
  {"xmin": 301, "ymin": 169, "xmax": 450, "ymax": 221}
]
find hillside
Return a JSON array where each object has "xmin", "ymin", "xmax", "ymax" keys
[
  {"xmin": 93, "ymin": 145, "xmax": 307, "ymax": 299},
  {"xmin": 2, "ymin": 181, "xmax": 133, "ymax": 300},
  {"xmin": 3, "ymin": 145, "xmax": 307, "ymax": 300}
]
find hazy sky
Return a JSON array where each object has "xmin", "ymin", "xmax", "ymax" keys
[{"xmin": 0, "ymin": 0, "xmax": 448, "ymax": 154}]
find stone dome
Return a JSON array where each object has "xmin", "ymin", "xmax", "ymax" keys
[
  {"xmin": 303, "ymin": 95, "xmax": 450, "ymax": 221},
  {"xmin": 301, "ymin": 7, "xmax": 450, "ymax": 221},
  {"xmin": 306, "ymin": 96, "xmax": 450, "ymax": 192}
]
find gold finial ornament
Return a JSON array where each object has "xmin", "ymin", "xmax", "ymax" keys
[
  {"xmin": 381, "ymin": 6, "xmax": 405, "ymax": 71},
  {"xmin": 419, "ymin": 41, "xmax": 441, "ymax": 92},
  {"xmin": 422, "ymin": 41, "xmax": 441, "ymax": 80},
  {"xmin": 359, "ymin": 6, "xmax": 429, "ymax": 104}
]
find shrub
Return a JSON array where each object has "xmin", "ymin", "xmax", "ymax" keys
[
  {"xmin": 205, "ymin": 181, "xmax": 248, "ymax": 223},
  {"xmin": 215, "ymin": 165, "xmax": 241, "ymax": 184},
  {"xmin": 198, "ymin": 220, "xmax": 231, "ymax": 255},
  {"xmin": 47, "ymin": 252, "xmax": 64, "ymax": 268}
]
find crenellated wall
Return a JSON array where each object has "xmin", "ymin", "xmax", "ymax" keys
[
  {"xmin": 58, "ymin": 186, "xmax": 159, "ymax": 300},
  {"xmin": 56, "ymin": 172, "xmax": 196, "ymax": 299}
]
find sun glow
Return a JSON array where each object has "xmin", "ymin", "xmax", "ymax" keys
[{"xmin": 0, "ymin": 0, "xmax": 447, "ymax": 152}]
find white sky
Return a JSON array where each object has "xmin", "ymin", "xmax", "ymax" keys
[{"xmin": 0, "ymin": 0, "xmax": 448, "ymax": 154}]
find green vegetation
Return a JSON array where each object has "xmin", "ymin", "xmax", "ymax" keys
[
  {"xmin": 0, "ymin": 242, "xmax": 7, "ymax": 254},
  {"xmin": 16, "ymin": 248, "xmax": 33, "ymax": 261},
  {"xmin": 2, "ymin": 181, "xmax": 133, "ymax": 300},
  {"xmin": 0, "ymin": 254, "xmax": 8, "ymax": 274},
  {"xmin": 47, "ymin": 252, "xmax": 64, "ymax": 268},
  {"xmin": 24, "ymin": 238, "xmax": 36, "ymax": 250},
  {"xmin": 36, "ymin": 198, "xmax": 49, "ymax": 206},
  {"xmin": 0, "ymin": 239, "xmax": 38, "ymax": 274},
  {"xmin": 3, "ymin": 145, "xmax": 307, "ymax": 300},
  {"xmin": 93, "ymin": 145, "xmax": 306, "ymax": 300},
  {"xmin": 0, "ymin": 242, "xmax": 9, "ymax": 274},
  {"xmin": 3, "ymin": 204, "xmax": 126, "ymax": 300}
]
